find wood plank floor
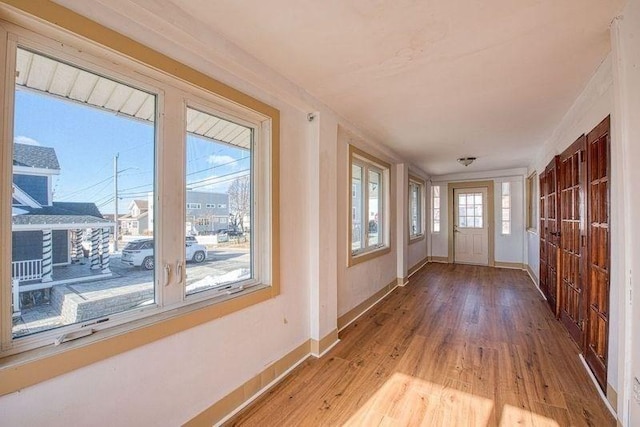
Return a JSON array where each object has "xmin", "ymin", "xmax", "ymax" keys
[{"xmin": 229, "ymin": 263, "xmax": 615, "ymax": 427}]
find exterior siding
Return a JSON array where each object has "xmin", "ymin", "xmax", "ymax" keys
[
  {"xmin": 52, "ymin": 230, "xmax": 68, "ymax": 264},
  {"xmin": 12, "ymin": 231, "xmax": 42, "ymax": 261},
  {"xmin": 14, "ymin": 174, "xmax": 48, "ymax": 205}
]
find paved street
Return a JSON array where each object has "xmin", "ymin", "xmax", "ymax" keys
[{"xmin": 13, "ymin": 247, "xmax": 250, "ymax": 338}]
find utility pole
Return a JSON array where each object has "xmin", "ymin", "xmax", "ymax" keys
[{"xmin": 114, "ymin": 153, "xmax": 119, "ymax": 252}]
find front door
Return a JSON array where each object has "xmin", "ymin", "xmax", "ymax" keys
[{"xmin": 454, "ymin": 188, "xmax": 488, "ymax": 265}]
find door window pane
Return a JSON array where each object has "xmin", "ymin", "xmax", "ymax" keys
[
  {"xmin": 11, "ymin": 48, "xmax": 156, "ymax": 338},
  {"xmin": 184, "ymin": 107, "xmax": 252, "ymax": 296},
  {"xmin": 457, "ymin": 191, "xmax": 483, "ymax": 229}
]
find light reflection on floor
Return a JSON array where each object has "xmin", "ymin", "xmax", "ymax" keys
[{"xmin": 344, "ymin": 372, "xmax": 560, "ymax": 426}]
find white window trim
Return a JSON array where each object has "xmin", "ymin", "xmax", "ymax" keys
[
  {"xmin": 501, "ymin": 182, "xmax": 511, "ymax": 235},
  {"xmin": 348, "ymin": 146, "xmax": 390, "ymax": 266},
  {"xmin": 431, "ymin": 185, "xmax": 441, "ymax": 234},
  {"xmin": 0, "ymin": 18, "xmax": 276, "ymax": 359},
  {"xmin": 408, "ymin": 176, "xmax": 425, "ymax": 242}
]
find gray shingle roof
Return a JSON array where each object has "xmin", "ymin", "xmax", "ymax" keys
[
  {"xmin": 13, "ymin": 143, "xmax": 60, "ymax": 170},
  {"xmin": 12, "ymin": 202, "xmax": 109, "ymax": 226},
  {"xmin": 12, "ymin": 214, "xmax": 111, "ymax": 226}
]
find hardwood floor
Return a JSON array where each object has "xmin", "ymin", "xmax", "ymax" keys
[{"xmin": 229, "ymin": 263, "xmax": 615, "ymax": 426}]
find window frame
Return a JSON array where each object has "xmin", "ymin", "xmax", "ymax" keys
[
  {"xmin": 348, "ymin": 145, "xmax": 390, "ymax": 266},
  {"xmin": 501, "ymin": 181, "xmax": 511, "ymax": 235},
  {"xmin": 431, "ymin": 184, "xmax": 441, "ymax": 234},
  {"xmin": 0, "ymin": 5, "xmax": 280, "ymax": 394},
  {"xmin": 408, "ymin": 174, "xmax": 425, "ymax": 243},
  {"xmin": 526, "ymin": 172, "xmax": 537, "ymax": 231}
]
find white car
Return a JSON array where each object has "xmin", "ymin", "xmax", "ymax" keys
[{"xmin": 121, "ymin": 239, "xmax": 207, "ymax": 270}]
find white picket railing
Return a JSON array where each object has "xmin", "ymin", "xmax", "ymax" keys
[{"xmin": 12, "ymin": 259, "xmax": 43, "ymax": 281}]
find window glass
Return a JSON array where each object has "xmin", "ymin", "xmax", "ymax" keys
[
  {"xmin": 351, "ymin": 164, "xmax": 363, "ymax": 252},
  {"xmin": 349, "ymin": 150, "xmax": 388, "ymax": 260},
  {"xmin": 11, "ymin": 48, "xmax": 156, "ymax": 338},
  {"xmin": 184, "ymin": 107, "xmax": 252, "ymax": 296},
  {"xmin": 457, "ymin": 192, "xmax": 483, "ymax": 228},
  {"xmin": 502, "ymin": 182, "xmax": 511, "ymax": 234},
  {"xmin": 431, "ymin": 185, "xmax": 441, "ymax": 233},
  {"xmin": 368, "ymin": 169, "xmax": 382, "ymax": 246},
  {"xmin": 409, "ymin": 180, "xmax": 422, "ymax": 237}
]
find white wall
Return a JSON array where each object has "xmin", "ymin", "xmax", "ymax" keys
[
  {"xmin": 612, "ymin": 0, "xmax": 640, "ymax": 424},
  {"xmin": 430, "ymin": 169, "xmax": 527, "ymax": 265}
]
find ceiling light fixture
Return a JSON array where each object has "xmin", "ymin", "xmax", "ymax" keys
[{"xmin": 457, "ymin": 157, "xmax": 476, "ymax": 167}]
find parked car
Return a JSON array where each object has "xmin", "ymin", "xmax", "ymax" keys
[{"xmin": 121, "ymin": 239, "xmax": 207, "ymax": 270}]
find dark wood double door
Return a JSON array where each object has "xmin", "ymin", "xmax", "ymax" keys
[{"xmin": 538, "ymin": 116, "xmax": 610, "ymax": 390}]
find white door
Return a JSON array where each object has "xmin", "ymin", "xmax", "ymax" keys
[{"xmin": 454, "ymin": 188, "xmax": 489, "ymax": 265}]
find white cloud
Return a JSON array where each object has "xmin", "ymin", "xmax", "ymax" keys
[
  {"xmin": 14, "ymin": 136, "xmax": 40, "ymax": 146},
  {"xmin": 207, "ymin": 155, "xmax": 236, "ymax": 166}
]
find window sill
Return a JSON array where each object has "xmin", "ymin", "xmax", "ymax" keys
[
  {"xmin": 409, "ymin": 234, "xmax": 425, "ymax": 244},
  {"xmin": 0, "ymin": 284, "xmax": 275, "ymax": 397},
  {"xmin": 348, "ymin": 246, "xmax": 391, "ymax": 267}
]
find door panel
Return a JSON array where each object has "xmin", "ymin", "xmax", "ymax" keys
[
  {"xmin": 539, "ymin": 172, "xmax": 548, "ymax": 298},
  {"xmin": 584, "ymin": 116, "xmax": 610, "ymax": 390},
  {"xmin": 540, "ymin": 156, "xmax": 560, "ymax": 314},
  {"xmin": 454, "ymin": 188, "xmax": 488, "ymax": 265},
  {"xmin": 558, "ymin": 135, "xmax": 586, "ymax": 344}
]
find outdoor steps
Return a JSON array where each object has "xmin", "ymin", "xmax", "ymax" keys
[{"xmin": 51, "ymin": 280, "xmax": 154, "ymax": 324}]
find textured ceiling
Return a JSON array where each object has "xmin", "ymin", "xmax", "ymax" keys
[{"xmin": 54, "ymin": 0, "xmax": 624, "ymax": 175}]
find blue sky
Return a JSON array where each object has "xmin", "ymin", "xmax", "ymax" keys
[{"xmin": 14, "ymin": 90, "xmax": 250, "ymax": 215}]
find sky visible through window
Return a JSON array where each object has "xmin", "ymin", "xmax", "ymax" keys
[{"xmin": 14, "ymin": 90, "xmax": 249, "ymax": 215}]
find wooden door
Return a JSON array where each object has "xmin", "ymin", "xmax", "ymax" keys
[
  {"xmin": 558, "ymin": 135, "xmax": 587, "ymax": 344},
  {"xmin": 539, "ymin": 172, "xmax": 548, "ymax": 299},
  {"xmin": 540, "ymin": 156, "xmax": 560, "ymax": 314},
  {"xmin": 584, "ymin": 116, "xmax": 610, "ymax": 390},
  {"xmin": 454, "ymin": 188, "xmax": 489, "ymax": 265}
]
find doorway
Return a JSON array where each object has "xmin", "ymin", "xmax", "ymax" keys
[
  {"xmin": 447, "ymin": 181, "xmax": 495, "ymax": 266},
  {"xmin": 453, "ymin": 188, "xmax": 489, "ymax": 265}
]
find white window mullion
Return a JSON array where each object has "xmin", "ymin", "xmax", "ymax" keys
[{"xmin": 159, "ymin": 89, "xmax": 185, "ymax": 305}]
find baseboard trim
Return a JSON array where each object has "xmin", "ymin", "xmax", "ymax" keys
[
  {"xmin": 526, "ymin": 264, "xmax": 539, "ymax": 285},
  {"xmin": 494, "ymin": 261, "xmax": 525, "ymax": 270},
  {"xmin": 397, "ymin": 276, "xmax": 408, "ymax": 287},
  {"xmin": 578, "ymin": 354, "xmax": 616, "ymax": 418},
  {"xmin": 429, "ymin": 256, "xmax": 449, "ymax": 263},
  {"xmin": 408, "ymin": 256, "xmax": 429, "ymax": 277},
  {"xmin": 185, "ymin": 340, "xmax": 311, "ymax": 427},
  {"xmin": 607, "ymin": 383, "xmax": 618, "ymax": 416},
  {"xmin": 337, "ymin": 278, "xmax": 398, "ymax": 332},
  {"xmin": 311, "ymin": 329, "xmax": 339, "ymax": 357}
]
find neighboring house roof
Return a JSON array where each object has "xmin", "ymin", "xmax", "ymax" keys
[
  {"xmin": 133, "ymin": 200, "xmax": 148, "ymax": 210},
  {"xmin": 13, "ymin": 143, "xmax": 60, "ymax": 170},
  {"xmin": 12, "ymin": 202, "xmax": 110, "ymax": 227},
  {"xmin": 12, "ymin": 184, "xmax": 42, "ymax": 208}
]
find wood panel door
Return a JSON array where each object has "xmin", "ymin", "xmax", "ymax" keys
[
  {"xmin": 558, "ymin": 135, "xmax": 587, "ymax": 344},
  {"xmin": 540, "ymin": 156, "xmax": 560, "ymax": 314},
  {"xmin": 584, "ymin": 116, "xmax": 610, "ymax": 390},
  {"xmin": 539, "ymin": 172, "xmax": 549, "ymax": 299}
]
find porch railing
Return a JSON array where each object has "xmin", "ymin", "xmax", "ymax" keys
[{"xmin": 12, "ymin": 259, "xmax": 43, "ymax": 281}]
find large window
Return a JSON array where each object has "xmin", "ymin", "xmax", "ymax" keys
[
  {"xmin": 431, "ymin": 185, "xmax": 441, "ymax": 233},
  {"xmin": 11, "ymin": 47, "xmax": 157, "ymax": 340},
  {"xmin": 184, "ymin": 106, "xmax": 253, "ymax": 296},
  {"xmin": 409, "ymin": 176, "xmax": 425, "ymax": 241},
  {"xmin": 1, "ymin": 18, "xmax": 278, "ymax": 366},
  {"xmin": 349, "ymin": 146, "xmax": 390, "ymax": 264},
  {"xmin": 501, "ymin": 182, "xmax": 511, "ymax": 235}
]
